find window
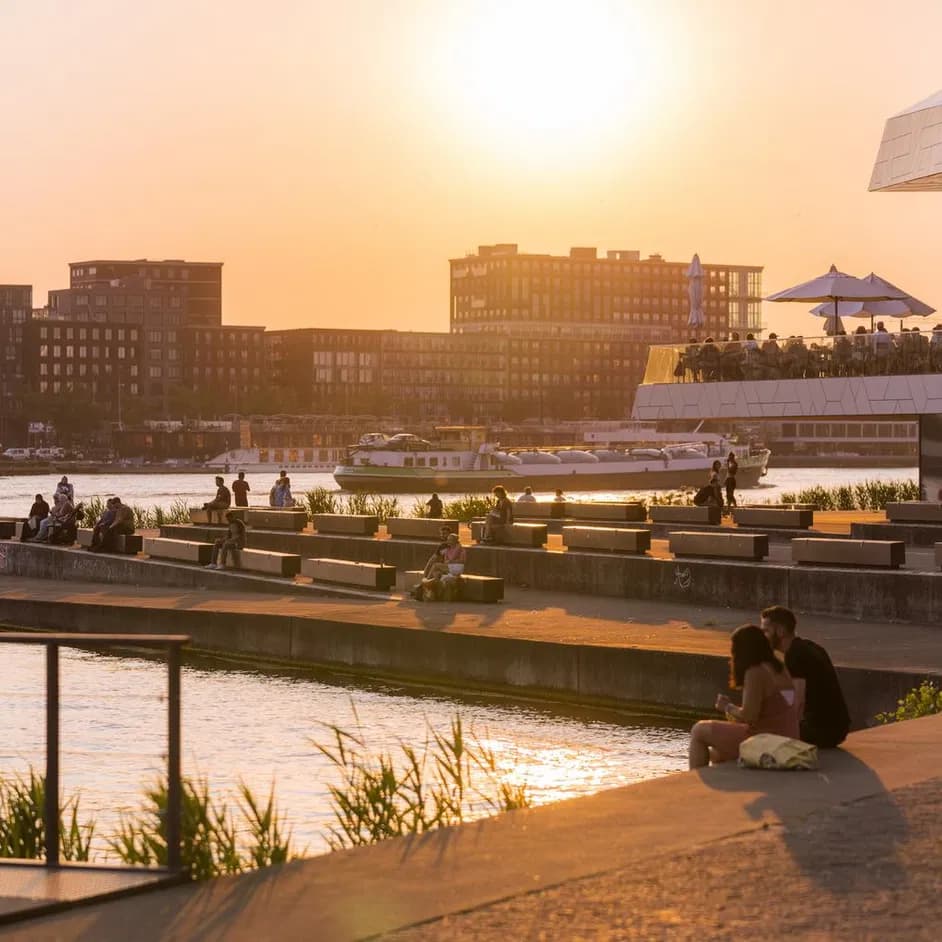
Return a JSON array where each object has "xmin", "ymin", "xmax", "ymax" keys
[
  {"xmin": 149, "ymin": 366, "xmax": 162, "ymax": 378},
  {"xmin": 95, "ymin": 295, "xmax": 108, "ymax": 307}
]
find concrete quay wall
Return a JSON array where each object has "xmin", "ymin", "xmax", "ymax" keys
[
  {"xmin": 0, "ymin": 590, "xmax": 928, "ymax": 728},
  {"xmin": 268, "ymin": 533, "xmax": 942, "ymax": 624}
]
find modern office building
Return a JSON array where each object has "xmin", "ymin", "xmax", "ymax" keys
[
  {"xmin": 450, "ymin": 244, "xmax": 763, "ymax": 344},
  {"xmin": 0, "ymin": 284, "xmax": 31, "ymax": 443}
]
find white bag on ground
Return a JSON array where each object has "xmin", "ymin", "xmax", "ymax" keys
[{"xmin": 738, "ymin": 733, "xmax": 818, "ymax": 771}]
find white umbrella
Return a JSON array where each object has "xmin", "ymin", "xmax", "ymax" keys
[
  {"xmin": 686, "ymin": 253, "xmax": 704, "ymax": 330},
  {"xmin": 767, "ymin": 264, "xmax": 907, "ymax": 326},
  {"xmin": 809, "ymin": 272, "xmax": 934, "ymax": 330}
]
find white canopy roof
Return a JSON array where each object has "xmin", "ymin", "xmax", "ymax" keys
[{"xmin": 870, "ymin": 89, "xmax": 942, "ymax": 191}]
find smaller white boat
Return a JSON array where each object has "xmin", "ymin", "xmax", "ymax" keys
[{"xmin": 206, "ymin": 447, "xmax": 343, "ymax": 473}]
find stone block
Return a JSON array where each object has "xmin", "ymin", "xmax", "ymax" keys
[
  {"xmin": 562, "ymin": 526, "xmax": 651, "ymax": 554},
  {"xmin": 512, "ymin": 502, "xmax": 566, "ymax": 519},
  {"xmin": 143, "ymin": 537, "xmax": 213, "ymax": 565},
  {"xmin": 886, "ymin": 502, "xmax": 942, "ymax": 524},
  {"xmin": 386, "ymin": 517, "xmax": 459, "ymax": 540},
  {"xmin": 0, "ymin": 519, "xmax": 27, "ymax": 540},
  {"xmin": 649, "ymin": 505, "xmax": 721, "ymax": 525},
  {"xmin": 470, "ymin": 522, "xmax": 549, "ymax": 546},
  {"xmin": 313, "ymin": 514, "xmax": 379, "ymax": 536},
  {"xmin": 669, "ymin": 531, "xmax": 769, "ymax": 560},
  {"xmin": 565, "ymin": 502, "xmax": 647, "ymax": 522},
  {"xmin": 189, "ymin": 508, "xmax": 244, "ymax": 525},
  {"xmin": 458, "ymin": 574, "xmax": 504, "ymax": 602},
  {"xmin": 301, "ymin": 557, "xmax": 396, "ymax": 590},
  {"xmin": 245, "ymin": 509, "xmax": 309, "ymax": 531},
  {"xmin": 792, "ymin": 538, "xmax": 906, "ymax": 569},
  {"xmin": 76, "ymin": 529, "xmax": 142, "ymax": 554},
  {"xmin": 225, "ymin": 548, "xmax": 301, "ymax": 577},
  {"xmin": 732, "ymin": 507, "xmax": 814, "ymax": 529}
]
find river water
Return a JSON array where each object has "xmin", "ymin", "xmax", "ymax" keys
[
  {"xmin": 0, "ymin": 466, "xmax": 919, "ymax": 518},
  {"xmin": 1, "ymin": 646, "xmax": 689, "ymax": 858}
]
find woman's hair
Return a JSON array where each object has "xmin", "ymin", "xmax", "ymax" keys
[
  {"xmin": 492, "ymin": 485, "xmax": 507, "ymax": 499},
  {"xmin": 730, "ymin": 624, "xmax": 782, "ymax": 688},
  {"xmin": 712, "ymin": 460, "xmax": 722, "ymax": 472}
]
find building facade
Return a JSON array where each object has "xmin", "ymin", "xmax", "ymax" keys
[{"xmin": 0, "ymin": 285, "xmax": 31, "ymax": 444}]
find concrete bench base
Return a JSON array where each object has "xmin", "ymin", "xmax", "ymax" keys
[
  {"xmin": 649, "ymin": 505, "xmax": 721, "ymax": 526},
  {"xmin": 792, "ymin": 538, "xmax": 906, "ymax": 569},
  {"xmin": 246, "ymin": 509, "xmax": 308, "ymax": 531},
  {"xmin": 886, "ymin": 502, "xmax": 942, "ymax": 524},
  {"xmin": 386, "ymin": 518, "xmax": 458, "ymax": 540},
  {"xmin": 732, "ymin": 507, "xmax": 813, "ymax": 529},
  {"xmin": 143, "ymin": 537, "xmax": 213, "ymax": 565},
  {"xmin": 669, "ymin": 531, "xmax": 769, "ymax": 561},
  {"xmin": 302, "ymin": 557, "xmax": 395, "ymax": 590},
  {"xmin": 562, "ymin": 526, "xmax": 651, "ymax": 554},
  {"xmin": 458, "ymin": 574, "xmax": 504, "ymax": 602},
  {"xmin": 189, "ymin": 508, "xmax": 245, "ymax": 525},
  {"xmin": 77, "ymin": 529, "xmax": 142, "ymax": 554},
  {"xmin": 470, "ymin": 522, "xmax": 549, "ymax": 547},
  {"xmin": 223, "ymin": 548, "xmax": 301, "ymax": 577},
  {"xmin": 313, "ymin": 514, "xmax": 379, "ymax": 536}
]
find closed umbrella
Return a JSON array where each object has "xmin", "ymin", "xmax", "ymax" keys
[
  {"xmin": 686, "ymin": 253, "xmax": 705, "ymax": 331},
  {"xmin": 767, "ymin": 264, "xmax": 907, "ymax": 327}
]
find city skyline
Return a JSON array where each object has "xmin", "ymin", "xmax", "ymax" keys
[{"xmin": 2, "ymin": 1, "xmax": 941, "ymax": 338}]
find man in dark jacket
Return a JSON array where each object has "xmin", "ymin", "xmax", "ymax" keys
[
  {"xmin": 206, "ymin": 510, "xmax": 247, "ymax": 570},
  {"xmin": 761, "ymin": 605, "xmax": 850, "ymax": 747}
]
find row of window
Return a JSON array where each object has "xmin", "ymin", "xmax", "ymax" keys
[
  {"xmin": 39, "ymin": 326, "xmax": 141, "ymax": 342},
  {"xmin": 455, "ymin": 260, "xmax": 757, "ymax": 278}
]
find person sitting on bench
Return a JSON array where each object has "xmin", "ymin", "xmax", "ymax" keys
[
  {"xmin": 203, "ymin": 476, "xmax": 231, "ymax": 516},
  {"xmin": 206, "ymin": 510, "xmax": 247, "ymax": 570},
  {"xmin": 90, "ymin": 497, "xmax": 135, "ymax": 553}
]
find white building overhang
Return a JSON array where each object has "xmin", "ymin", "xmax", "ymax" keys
[
  {"xmin": 870, "ymin": 90, "xmax": 942, "ymax": 191},
  {"xmin": 632, "ymin": 375, "xmax": 942, "ymax": 421}
]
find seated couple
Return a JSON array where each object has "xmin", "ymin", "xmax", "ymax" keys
[
  {"xmin": 689, "ymin": 606, "xmax": 850, "ymax": 768},
  {"xmin": 87, "ymin": 497, "xmax": 134, "ymax": 553},
  {"xmin": 417, "ymin": 529, "xmax": 466, "ymax": 601}
]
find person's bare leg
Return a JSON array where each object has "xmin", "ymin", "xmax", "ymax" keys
[{"xmin": 689, "ymin": 722, "xmax": 711, "ymax": 769}]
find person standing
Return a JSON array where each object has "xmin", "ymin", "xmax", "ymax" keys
[
  {"xmin": 426, "ymin": 493, "xmax": 443, "ymax": 518},
  {"xmin": 760, "ymin": 605, "xmax": 850, "ymax": 748},
  {"xmin": 232, "ymin": 471, "xmax": 250, "ymax": 507},
  {"xmin": 725, "ymin": 451, "xmax": 739, "ymax": 508}
]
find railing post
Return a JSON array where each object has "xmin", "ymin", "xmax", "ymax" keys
[
  {"xmin": 166, "ymin": 643, "xmax": 182, "ymax": 871},
  {"xmin": 45, "ymin": 643, "xmax": 60, "ymax": 867}
]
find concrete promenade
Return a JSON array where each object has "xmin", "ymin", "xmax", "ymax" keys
[{"xmin": 3, "ymin": 714, "xmax": 941, "ymax": 941}]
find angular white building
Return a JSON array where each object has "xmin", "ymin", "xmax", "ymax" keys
[{"xmin": 870, "ymin": 89, "xmax": 942, "ymax": 191}]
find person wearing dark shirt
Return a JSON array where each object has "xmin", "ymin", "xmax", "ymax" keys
[
  {"xmin": 203, "ymin": 476, "xmax": 231, "ymax": 512},
  {"xmin": 760, "ymin": 605, "xmax": 850, "ymax": 747},
  {"xmin": 232, "ymin": 471, "xmax": 250, "ymax": 507},
  {"xmin": 23, "ymin": 494, "xmax": 50, "ymax": 541},
  {"xmin": 426, "ymin": 493, "xmax": 443, "ymax": 519}
]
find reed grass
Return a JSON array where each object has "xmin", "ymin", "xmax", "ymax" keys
[
  {"xmin": 778, "ymin": 479, "xmax": 919, "ymax": 511},
  {"xmin": 83, "ymin": 496, "xmax": 191, "ymax": 530},
  {"xmin": 314, "ymin": 712, "xmax": 530, "ymax": 851}
]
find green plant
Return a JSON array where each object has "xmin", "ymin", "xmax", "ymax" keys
[
  {"xmin": 304, "ymin": 487, "xmax": 339, "ymax": 518},
  {"xmin": 411, "ymin": 498, "xmax": 428, "ymax": 518},
  {"xmin": 341, "ymin": 493, "xmax": 401, "ymax": 523},
  {"xmin": 314, "ymin": 713, "xmax": 531, "ymax": 851},
  {"xmin": 441, "ymin": 495, "xmax": 494, "ymax": 521},
  {"xmin": 779, "ymin": 479, "xmax": 918, "ymax": 512},
  {"xmin": 646, "ymin": 490, "xmax": 693, "ymax": 507},
  {"xmin": 109, "ymin": 775, "xmax": 295, "ymax": 881},
  {"xmin": 875, "ymin": 680, "xmax": 942, "ymax": 725},
  {"xmin": 0, "ymin": 769, "xmax": 94, "ymax": 861}
]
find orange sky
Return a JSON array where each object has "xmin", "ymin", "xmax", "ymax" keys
[{"xmin": 2, "ymin": 0, "xmax": 941, "ymax": 338}]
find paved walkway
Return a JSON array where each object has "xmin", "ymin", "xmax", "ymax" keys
[{"xmin": 4, "ymin": 714, "xmax": 941, "ymax": 941}]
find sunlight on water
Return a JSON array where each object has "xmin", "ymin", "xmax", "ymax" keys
[{"xmin": 0, "ymin": 647, "xmax": 689, "ymax": 857}]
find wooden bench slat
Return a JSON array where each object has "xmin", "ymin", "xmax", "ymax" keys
[{"xmin": 562, "ymin": 526, "xmax": 651, "ymax": 554}]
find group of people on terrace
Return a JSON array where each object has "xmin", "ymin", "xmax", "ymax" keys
[
  {"xmin": 678, "ymin": 323, "xmax": 942, "ymax": 383},
  {"xmin": 689, "ymin": 605, "xmax": 850, "ymax": 768}
]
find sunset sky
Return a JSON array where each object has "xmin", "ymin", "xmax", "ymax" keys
[{"xmin": 2, "ymin": 0, "xmax": 941, "ymax": 338}]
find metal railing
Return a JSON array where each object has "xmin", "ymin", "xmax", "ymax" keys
[{"xmin": 0, "ymin": 632, "xmax": 189, "ymax": 871}]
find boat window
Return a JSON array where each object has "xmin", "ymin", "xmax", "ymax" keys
[
  {"xmin": 452, "ymin": 457, "xmax": 460, "ymax": 467},
  {"xmin": 417, "ymin": 458, "xmax": 426, "ymax": 467},
  {"xmin": 429, "ymin": 457, "xmax": 438, "ymax": 467},
  {"xmin": 404, "ymin": 457, "xmax": 414, "ymax": 467}
]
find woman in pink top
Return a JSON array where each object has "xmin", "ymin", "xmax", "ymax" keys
[{"xmin": 689, "ymin": 624, "xmax": 799, "ymax": 768}]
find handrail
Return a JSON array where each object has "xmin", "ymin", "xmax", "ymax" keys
[{"xmin": 0, "ymin": 632, "xmax": 189, "ymax": 871}]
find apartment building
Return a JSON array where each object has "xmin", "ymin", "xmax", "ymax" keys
[{"xmin": 0, "ymin": 285, "xmax": 31, "ymax": 443}]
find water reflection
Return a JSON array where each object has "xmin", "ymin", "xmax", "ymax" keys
[{"xmin": 0, "ymin": 646, "xmax": 688, "ymax": 856}]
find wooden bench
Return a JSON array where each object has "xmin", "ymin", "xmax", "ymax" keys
[
  {"xmin": 301, "ymin": 557, "xmax": 396, "ymax": 590},
  {"xmin": 77, "ymin": 528, "xmax": 143, "ymax": 554},
  {"xmin": 650, "ymin": 505, "xmax": 721, "ymax": 526},
  {"xmin": 886, "ymin": 502, "xmax": 942, "ymax": 524},
  {"xmin": 0, "ymin": 518, "xmax": 27, "ymax": 540},
  {"xmin": 470, "ymin": 521, "xmax": 549, "ymax": 547},
  {"xmin": 313, "ymin": 514, "xmax": 379, "ymax": 536},
  {"xmin": 189, "ymin": 508, "xmax": 245, "ymax": 525},
  {"xmin": 245, "ymin": 509, "xmax": 308, "ymax": 531},
  {"xmin": 143, "ymin": 537, "xmax": 213, "ymax": 565},
  {"xmin": 562, "ymin": 526, "xmax": 651, "ymax": 554},
  {"xmin": 386, "ymin": 517, "xmax": 459, "ymax": 540},
  {"xmin": 791, "ymin": 538, "xmax": 906, "ymax": 569},
  {"xmin": 669, "ymin": 531, "xmax": 769, "ymax": 560},
  {"xmin": 732, "ymin": 507, "xmax": 813, "ymax": 529},
  {"xmin": 224, "ymin": 548, "xmax": 301, "ymax": 577}
]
